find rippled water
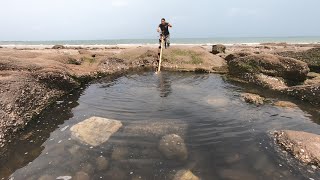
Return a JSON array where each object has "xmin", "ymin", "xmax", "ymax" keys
[{"xmin": 1, "ymin": 71, "xmax": 320, "ymax": 180}]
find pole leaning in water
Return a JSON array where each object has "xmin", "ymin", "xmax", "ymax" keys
[{"xmin": 157, "ymin": 36, "xmax": 165, "ymax": 72}]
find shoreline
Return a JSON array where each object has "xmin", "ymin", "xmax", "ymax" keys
[{"xmin": 1, "ymin": 42, "xmax": 320, "ymax": 49}]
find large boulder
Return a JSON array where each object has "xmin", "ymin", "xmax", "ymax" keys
[
  {"xmin": 274, "ymin": 130, "xmax": 320, "ymax": 166},
  {"xmin": 212, "ymin": 44, "xmax": 226, "ymax": 54},
  {"xmin": 158, "ymin": 134, "xmax": 188, "ymax": 161},
  {"xmin": 227, "ymin": 54, "xmax": 310, "ymax": 83},
  {"xmin": 70, "ymin": 117, "xmax": 122, "ymax": 146},
  {"xmin": 277, "ymin": 48, "xmax": 320, "ymax": 72}
]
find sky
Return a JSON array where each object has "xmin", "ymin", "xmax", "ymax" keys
[{"xmin": 0, "ymin": 0, "xmax": 320, "ymax": 41}]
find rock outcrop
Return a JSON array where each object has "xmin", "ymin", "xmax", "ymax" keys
[
  {"xmin": 277, "ymin": 48, "xmax": 320, "ymax": 72},
  {"xmin": 227, "ymin": 54, "xmax": 309, "ymax": 83},
  {"xmin": 158, "ymin": 134, "xmax": 188, "ymax": 161},
  {"xmin": 212, "ymin": 44, "xmax": 226, "ymax": 54},
  {"xmin": 274, "ymin": 130, "xmax": 320, "ymax": 166},
  {"xmin": 70, "ymin": 117, "xmax": 122, "ymax": 146},
  {"xmin": 284, "ymin": 83, "xmax": 320, "ymax": 105},
  {"xmin": 52, "ymin": 45, "xmax": 65, "ymax": 49}
]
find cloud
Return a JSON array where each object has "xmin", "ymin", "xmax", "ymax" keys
[{"xmin": 111, "ymin": 0, "xmax": 129, "ymax": 7}]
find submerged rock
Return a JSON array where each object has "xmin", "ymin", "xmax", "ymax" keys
[
  {"xmin": 111, "ymin": 146, "xmax": 129, "ymax": 161},
  {"xmin": 158, "ymin": 134, "xmax": 188, "ymax": 161},
  {"xmin": 274, "ymin": 130, "xmax": 320, "ymax": 166},
  {"xmin": 38, "ymin": 175, "xmax": 55, "ymax": 180},
  {"xmin": 240, "ymin": 93, "xmax": 265, "ymax": 105},
  {"xmin": 96, "ymin": 156, "xmax": 109, "ymax": 171},
  {"xmin": 206, "ymin": 97, "xmax": 229, "ymax": 107},
  {"xmin": 70, "ymin": 117, "xmax": 122, "ymax": 147},
  {"xmin": 123, "ymin": 119, "xmax": 187, "ymax": 138},
  {"xmin": 80, "ymin": 163, "xmax": 95, "ymax": 175},
  {"xmin": 74, "ymin": 171, "xmax": 90, "ymax": 180},
  {"xmin": 273, "ymin": 101, "xmax": 298, "ymax": 108},
  {"xmin": 218, "ymin": 169, "xmax": 257, "ymax": 180},
  {"xmin": 212, "ymin": 44, "xmax": 226, "ymax": 54},
  {"xmin": 173, "ymin": 169, "xmax": 199, "ymax": 180}
]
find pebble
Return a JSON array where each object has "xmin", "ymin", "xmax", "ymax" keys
[{"xmin": 311, "ymin": 165, "xmax": 317, "ymax": 170}]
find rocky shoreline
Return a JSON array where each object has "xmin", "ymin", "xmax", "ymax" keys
[{"xmin": 0, "ymin": 43, "xmax": 320, "ymax": 167}]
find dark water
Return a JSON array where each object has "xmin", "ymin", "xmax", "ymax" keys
[{"xmin": 1, "ymin": 71, "xmax": 320, "ymax": 180}]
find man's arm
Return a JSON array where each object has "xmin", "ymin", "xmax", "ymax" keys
[
  {"xmin": 157, "ymin": 26, "xmax": 161, "ymax": 33},
  {"xmin": 168, "ymin": 23, "xmax": 172, "ymax": 28}
]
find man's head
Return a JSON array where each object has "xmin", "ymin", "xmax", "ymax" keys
[{"xmin": 161, "ymin": 18, "xmax": 166, "ymax": 25}]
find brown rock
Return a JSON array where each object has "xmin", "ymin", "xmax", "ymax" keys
[
  {"xmin": 111, "ymin": 146, "xmax": 129, "ymax": 160},
  {"xmin": 173, "ymin": 170, "xmax": 199, "ymax": 180},
  {"xmin": 52, "ymin": 45, "xmax": 65, "ymax": 49},
  {"xmin": 240, "ymin": 93, "xmax": 265, "ymax": 105},
  {"xmin": 212, "ymin": 44, "xmax": 226, "ymax": 54},
  {"xmin": 273, "ymin": 101, "xmax": 298, "ymax": 108},
  {"xmin": 38, "ymin": 175, "xmax": 55, "ymax": 180},
  {"xmin": 228, "ymin": 53, "xmax": 310, "ymax": 83},
  {"xmin": 285, "ymin": 83, "xmax": 320, "ymax": 105},
  {"xmin": 274, "ymin": 130, "xmax": 320, "ymax": 166},
  {"xmin": 253, "ymin": 74, "xmax": 287, "ymax": 90},
  {"xmin": 74, "ymin": 171, "xmax": 90, "ymax": 180},
  {"xmin": 277, "ymin": 48, "xmax": 320, "ymax": 72},
  {"xmin": 80, "ymin": 163, "xmax": 95, "ymax": 175},
  {"xmin": 96, "ymin": 156, "xmax": 109, "ymax": 171}
]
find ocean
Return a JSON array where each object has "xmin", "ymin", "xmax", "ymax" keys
[{"xmin": 1, "ymin": 36, "xmax": 320, "ymax": 46}]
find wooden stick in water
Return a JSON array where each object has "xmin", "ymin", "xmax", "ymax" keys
[{"xmin": 157, "ymin": 36, "xmax": 165, "ymax": 72}]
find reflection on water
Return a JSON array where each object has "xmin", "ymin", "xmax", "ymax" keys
[
  {"xmin": 1, "ymin": 71, "xmax": 320, "ymax": 180},
  {"xmin": 157, "ymin": 73, "xmax": 172, "ymax": 98}
]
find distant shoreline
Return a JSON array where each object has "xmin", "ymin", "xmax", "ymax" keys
[
  {"xmin": 1, "ymin": 42, "xmax": 320, "ymax": 49},
  {"xmin": 1, "ymin": 37, "xmax": 320, "ymax": 47}
]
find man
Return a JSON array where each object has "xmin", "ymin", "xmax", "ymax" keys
[{"xmin": 157, "ymin": 18, "xmax": 172, "ymax": 48}]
